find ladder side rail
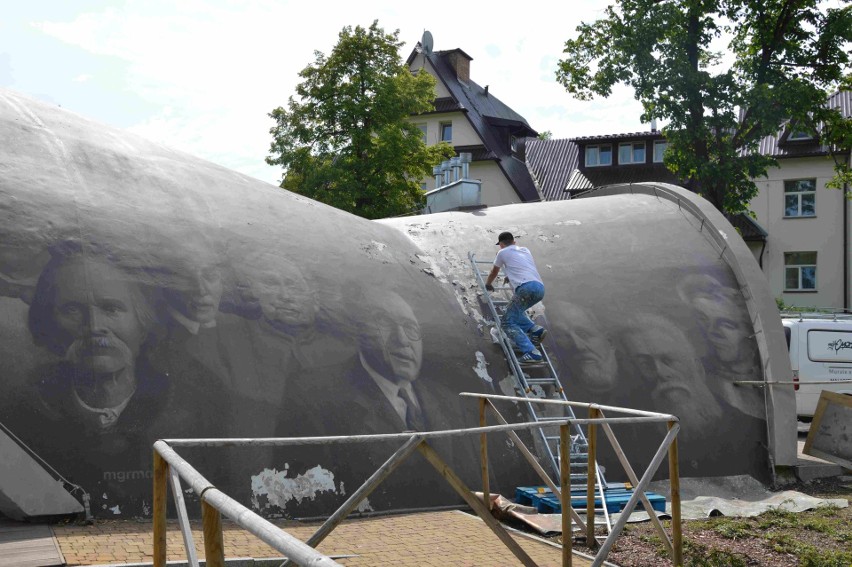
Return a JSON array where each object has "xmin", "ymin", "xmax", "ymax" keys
[{"xmin": 468, "ymin": 254, "xmax": 542, "ymax": 427}]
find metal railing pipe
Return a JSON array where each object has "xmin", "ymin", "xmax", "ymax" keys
[{"xmin": 459, "ymin": 393, "xmax": 678, "ymax": 421}]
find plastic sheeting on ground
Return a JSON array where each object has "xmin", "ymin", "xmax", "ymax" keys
[{"xmin": 478, "ymin": 475, "xmax": 849, "ymax": 535}]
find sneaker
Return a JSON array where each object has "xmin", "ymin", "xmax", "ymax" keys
[
  {"xmin": 528, "ymin": 326, "xmax": 547, "ymax": 346},
  {"xmin": 518, "ymin": 352, "xmax": 544, "ymax": 364}
]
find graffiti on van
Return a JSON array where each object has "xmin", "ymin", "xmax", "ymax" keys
[{"xmin": 827, "ymin": 338, "xmax": 852, "ymax": 354}]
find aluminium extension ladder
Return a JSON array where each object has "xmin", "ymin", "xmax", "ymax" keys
[{"xmin": 469, "ymin": 251, "xmax": 613, "ymax": 532}]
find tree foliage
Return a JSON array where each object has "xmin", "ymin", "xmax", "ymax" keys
[
  {"xmin": 556, "ymin": 0, "xmax": 852, "ymax": 214},
  {"xmin": 267, "ymin": 21, "xmax": 454, "ymax": 219}
]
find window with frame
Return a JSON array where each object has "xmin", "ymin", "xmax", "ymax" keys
[
  {"xmin": 510, "ymin": 135, "xmax": 518, "ymax": 153},
  {"xmin": 618, "ymin": 142, "xmax": 646, "ymax": 164},
  {"xmin": 784, "ymin": 179, "xmax": 816, "ymax": 218},
  {"xmin": 788, "ymin": 129, "xmax": 813, "ymax": 141},
  {"xmin": 585, "ymin": 144, "xmax": 612, "ymax": 167},
  {"xmin": 785, "ymin": 252, "xmax": 817, "ymax": 291},
  {"xmin": 653, "ymin": 140, "xmax": 667, "ymax": 163},
  {"xmin": 440, "ymin": 122, "xmax": 452, "ymax": 142}
]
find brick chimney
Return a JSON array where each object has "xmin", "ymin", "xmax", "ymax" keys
[{"xmin": 445, "ymin": 49, "xmax": 472, "ymax": 83}]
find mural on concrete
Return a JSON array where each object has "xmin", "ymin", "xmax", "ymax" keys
[{"xmin": 0, "ymin": 88, "xmax": 779, "ymax": 520}]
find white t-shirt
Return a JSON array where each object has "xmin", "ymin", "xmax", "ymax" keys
[{"xmin": 494, "ymin": 245, "xmax": 543, "ymax": 289}]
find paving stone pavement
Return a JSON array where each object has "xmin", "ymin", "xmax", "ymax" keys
[{"xmin": 52, "ymin": 510, "xmax": 595, "ymax": 566}]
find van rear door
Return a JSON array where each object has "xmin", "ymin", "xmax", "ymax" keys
[{"xmin": 799, "ymin": 327, "xmax": 852, "ymax": 416}]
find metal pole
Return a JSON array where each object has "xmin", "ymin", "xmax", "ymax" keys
[
  {"xmin": 291, "ymin": 435, "xmax": 423, "ymax": 562},
  {"xmin": 153, "ymin": 450, "xmax": 168, "ymax": 567},
  {"xmin": 668, "ymin": 421, "xmax": 683, "ymax": 566},
  {"xmin": 169, "ymin": 468, "xmax": 200, "ymax": 567},
  {"xmin": 586, "ymin": 407, "xmax": 598, "ymax": 547},
  {"xmin": 599, "ymin": 420, "xmax": 673, "ymax": 556},
  {"xmin": 485, "ymin": 401, "xmax": 588, "ymax": 533},
  {"xmin": 592, "ymin": 424, "xmax": 680, "ymax": 567},
  {"xmin": 480, "ymin": 398, "xmax": 490, "ymax": 511},
  {"xmin": 560, "ymin": 424, "xmax": 572, "ymax": 567},
  {"xmin": 417, "ymin": 442, "xmax": 539, "ymax": 567},
  {"xmin": 201, "ymin": 500, "xmax": 225, "ymax": 567}
]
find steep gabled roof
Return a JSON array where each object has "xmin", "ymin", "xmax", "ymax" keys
[
  {"xmin": 525, "ymin": 138, "xmax": 579, "ymax": 201},
  {"xmin": 412, "ymin": 46, "xmax": 541, "ymax": 202},
  {"xmin": 755, "ymin": 90, "xmax": 852, "ymax": 158}
]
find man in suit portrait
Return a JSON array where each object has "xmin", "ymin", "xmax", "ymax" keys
[{"xmin": 285, "ymin": 287, "xmax": 477, "ymax": 513}]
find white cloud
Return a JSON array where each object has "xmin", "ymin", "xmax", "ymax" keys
[{"xmin": 23, "ymin": 0, "xmax": 647, "ymax": 183}]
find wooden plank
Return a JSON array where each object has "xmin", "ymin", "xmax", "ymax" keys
[
  {"xmin": 0, "ymin": 523, "xmax": 64, "ymax": 567},
  {"xmin": 803, "ymin": 391, "xmax": 852, "ymax": 468},
  {"xmin": 416, "ymin": 441, "xmax": 539, "ymax": 567}
]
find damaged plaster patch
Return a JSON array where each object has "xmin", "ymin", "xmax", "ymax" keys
[
  {"xmin": 361, "ymin": 240, "xmax": 393, "ymax": 263},
  {"xmin": 251, "ymin": 465, "xmax": 338, "ymax": 509},
  {"xmin": 472, "ymin": 351, "xmax": 493, "ymax": 383},
  {"xmin": 356, "ymin": 498, "xmax": 373, "ymax": 513},
  {"xmin": 109, "ymin": 505, "xmax": 121, "ymax": 515},
  {"xmin": 414, "ymin": 252, "xmax": 449, "ymax": 283}
]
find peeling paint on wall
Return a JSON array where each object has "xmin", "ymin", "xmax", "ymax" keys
[
  {"xmin": 472, "ymin": 351, "xmax": 493, "ymax": 384},
  {"xmin": 251, "ymin": 465, "xmax": 339, "ymax": 509}
]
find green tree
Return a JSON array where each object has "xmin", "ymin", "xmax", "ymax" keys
[
  {"xmin": 556, "ymin": 0, "xmax": 852, "ymax": 214},
  {"xmin": 266, "ymin": 21, "xmax": 454, "ymax": 219}
]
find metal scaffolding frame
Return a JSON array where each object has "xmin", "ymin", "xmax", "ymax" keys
[{"xmin": 152, "ymin": 393, "xmax": 682, "ymax": 567}]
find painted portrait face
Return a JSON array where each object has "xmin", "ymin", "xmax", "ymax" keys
[
  {"xmin": 693, "ymin": 295, "xmax": 749, "ymax": 365},
  {"xmin": 252, "ymin": 265, "xmax": 318, "ymax": 335},
  {"xmin": 360, "ymin": 294, "xmax": 423, "ymax": 384},
  {"xmin": 553, "ymin": 301, "xmax": 618, "ymax": 393},
  {"xmin": 164, "ymin": 263, "xmax": 223, "ymax": 326},
  {"xmin": 621, "ymin": 313, "xmax": 719, "ymax": 423},
  {"xmin": 52, "ymin": 259, "xmax": 148, "ymax": 374}
]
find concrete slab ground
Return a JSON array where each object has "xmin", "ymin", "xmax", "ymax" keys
[
  {"xmin": 794, "ymin": 421, "xmax": 849, "ymax": 483},
  {"xmin": 52, "ymin": 510, "xmax": 595, "ymax": 567}
]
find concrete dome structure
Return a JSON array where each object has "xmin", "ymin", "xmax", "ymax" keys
[{"xmin": 0, "ymin": 88, "xmax": 794, "ymax": 520}]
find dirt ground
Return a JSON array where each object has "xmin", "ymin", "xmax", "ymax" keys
[{"xmin": 564, "ymin": 476, "xmax": 852, "ymax": 567}]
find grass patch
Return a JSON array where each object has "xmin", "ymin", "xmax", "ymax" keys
[
  {"xmin": 683, "ymin": 540, "xmax": 749, "ymax": 567},
  {"xmin": 708, "ymin": 517, "xmax": 753, "ymax": 539}
]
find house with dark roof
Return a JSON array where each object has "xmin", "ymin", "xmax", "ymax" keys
[
  {"xmin": 407, "ymin": 35, "xmax": 541, "ymax": 208},
  {"xmin": 527, "ymin": 130, "xmax": 678, "ymax": 201},
  {"xmin": 526, "ymin": 90, "xmax": 852, "ymax": 310}
]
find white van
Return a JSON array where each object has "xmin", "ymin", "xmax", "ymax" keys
[{"xmin": 781, "ymin": 312, "xmax": 852, "ymax": 418}]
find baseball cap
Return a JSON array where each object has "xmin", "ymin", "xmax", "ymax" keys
[{"xmin": 496, "ymin": 231, "xmax": 515, "ymax": 245}]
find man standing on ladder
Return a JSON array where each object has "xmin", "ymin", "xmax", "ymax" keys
[{"xmin": 485, "ymin": 231, "xmax": 547, "ymax": 364}]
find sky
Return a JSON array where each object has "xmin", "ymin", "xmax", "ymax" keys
[{"xmin": 1, "ymin": 0, "xmax": 651, "ymax": 185}]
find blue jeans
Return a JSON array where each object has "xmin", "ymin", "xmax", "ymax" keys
[{"xmin": 502, "ymin": 281, "xmax": 544, "ymax": 355}]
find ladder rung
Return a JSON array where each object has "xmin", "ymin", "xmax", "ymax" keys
[{"xmin": 525, "ymin": 378, "xmax": 558, "ymax": 385}]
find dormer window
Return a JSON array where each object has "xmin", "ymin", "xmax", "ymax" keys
[
  {"xmin": 788, "ymin": 129, "xmax": 813, "ymax": 141},
  {"xmin": 782, "ymin": 120, "xmax": 816, "ymax": 144},
  {"xmin": 619, "ymin": 142, "xmax": 646, "ymax": 164},
  {"xmin": 585, "ymin": 144, "xmax": 612, "ymax": 167}
]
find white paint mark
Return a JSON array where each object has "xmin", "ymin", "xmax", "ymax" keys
[
  {"xmin": 251, "ymin": 465, "xmax": 338, "ymax": 508},
  {"xmin": 110, "ymin": 505, "xmax": 121, "ymax": 515},
  {"xmin": 102, "ymin": 493, "xmax": 108, "ymax": 500},
  {"xmin": 473, "ymin": 351, "xmax": 493, "ymax": 384},
  {"xmin": 356, "ymin": 498, "xmax": 373, "ymax": 513},
  {"xmin": 718, "ymin": 230, "xmax": 728, "ymax": 240}
]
